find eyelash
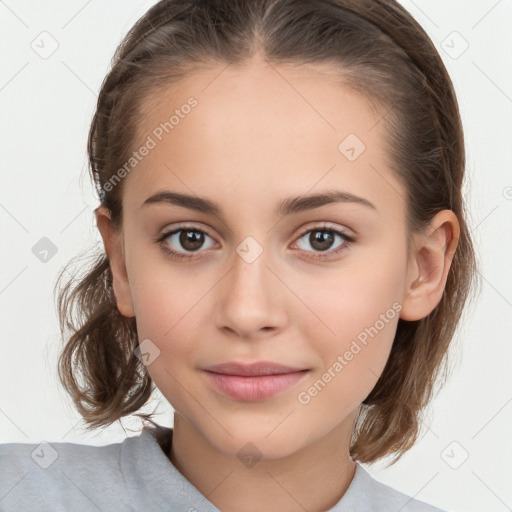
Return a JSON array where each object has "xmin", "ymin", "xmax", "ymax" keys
[{"xmin": 155, "ymin": 223, "xmax": 356, "ymax": 262}]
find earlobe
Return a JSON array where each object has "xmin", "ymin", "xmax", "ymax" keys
[
  {"xmin": 94, "ymin": 206, "xmax": 135, "ymax": 318},
  {"xmin": 400, "ymin": 210, "xmax": 460, "ymax": 321}
]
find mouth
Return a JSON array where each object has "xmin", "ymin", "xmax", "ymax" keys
[
  {"xmin": 203, "ymin": 361, "xmax": 309, "ymax": 376},
  {"xmin": 202, "ymin": 361, "xmax": 310, "ymax": 401}
]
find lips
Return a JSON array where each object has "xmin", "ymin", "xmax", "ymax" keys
[
  {"xmin": 202, "ymin": 361, "xmax": 310, "ymax": 401},
  {"xmin": 204, "ymin": 361, "xmax": 308, "ymax": 377}
]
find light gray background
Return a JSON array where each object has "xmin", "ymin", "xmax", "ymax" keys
[{"xmin": 1, "ymin": 1, "xmax": 511, "ymax": 511}]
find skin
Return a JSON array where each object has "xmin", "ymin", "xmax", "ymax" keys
[{"xmin": 96, "ymin": 55, "xmax": 459, "ymax": 512}]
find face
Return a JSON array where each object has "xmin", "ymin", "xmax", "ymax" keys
[{"xmin": 101, "ymin": 57, "xmax": 419, "ymax": 460}]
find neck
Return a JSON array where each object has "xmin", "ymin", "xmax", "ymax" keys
[{"xmin": 167, "ymin": 413, "xmax": 357, "ymax": 512}]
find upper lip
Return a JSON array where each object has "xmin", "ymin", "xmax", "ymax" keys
[{"xmin": 203, "ymin": 361, "xmax": 308, "ymax": 377}]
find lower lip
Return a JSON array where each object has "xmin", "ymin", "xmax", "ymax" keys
[{"xmin": 203, "ymin": 370, "xmax": 309, "ymax": 401}]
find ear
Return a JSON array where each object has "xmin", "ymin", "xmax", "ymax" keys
[
  {"xmin": 400, "ymin": 210, "xmax": 460, "ymax": 321},
  {"xmin": 95, "ymin": 205, "xmax": 135, "ymax": 318}
]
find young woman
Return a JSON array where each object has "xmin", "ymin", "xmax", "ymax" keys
[{"xmin": 0, "ymin": 0, "xmax": 477, "ymax": 510}]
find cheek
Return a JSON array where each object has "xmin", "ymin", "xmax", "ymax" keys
[
  {"xmin": 130, "ymin": 272, "xmax": 207, "ymax": 412},
  {"xmin": 128, "ymin": 258, "xmax": 220, "ymax": 375},
  {"xmin": 297, "ymin": 249, "xmax": 405, "ymax": 347},
  {"xmin": 293, "ymin": 253, "xmax": 406, "ymax": 404},
  {"xmin": 294, "ymin": 295, "xmax": 400, "ymax": 425},
  {"xmin": 128, "ymin": 241, "xmax": 213, "ymax": 338}
]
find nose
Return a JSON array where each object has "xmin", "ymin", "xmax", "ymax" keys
[{"xmin": 213, "ymin": 243, "xmax": 287, "ymax": 339}]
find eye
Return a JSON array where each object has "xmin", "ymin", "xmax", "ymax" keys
[
  {"xmin": 156, "ymin": 225, "xmax": 217, "ymax": 260},
  {"xmin": 293, "ymin": 224, "xmax": 355, "ymax": 260},
  {"xmin": 155, "ymin": 223, "xmax": 355, "ymax": 262}
]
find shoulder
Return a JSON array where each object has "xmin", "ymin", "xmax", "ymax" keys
[
  {"xmin": 0, "ymin": 434, "xmax": 134, "ymax": 511},
  {"xmin": 331, "ymin": 463, "xmax": 449, "ymax": 512}
]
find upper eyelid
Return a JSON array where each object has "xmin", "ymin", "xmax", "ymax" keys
[
  {"xmin": 159, "ymin": 222, "xmax": 215, "ymax": 239},
  {"xmin": 160, "ymin": 221, "xmax": 353, "ymax": 238},
  {"xmin": 296, "ymin": 222, "xmax": 353, "ymax": 237}
]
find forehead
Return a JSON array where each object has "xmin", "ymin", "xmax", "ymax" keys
[{"xmin": 123, "ymin": 58, "xmax": 405, "ymax": 221}]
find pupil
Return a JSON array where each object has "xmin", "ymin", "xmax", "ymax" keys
[
  {"xmin": 311, "ymin": 230, "xmax": 333, "ymax": 251},
  {"xmin": 180, "ymin": 230, "xmax": 204, "ymax": 251}
]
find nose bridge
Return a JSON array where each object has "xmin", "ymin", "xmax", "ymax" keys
[
  {"xmin": 214, "ymin": 235, "xmax": 286, "ymax": 335},
  {"xmin": 229, "ymin": 235, "xmax": 272, "ymax": 305}
]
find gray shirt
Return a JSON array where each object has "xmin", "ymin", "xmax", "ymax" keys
[{"xmin": 0, "ymin": 423, "xmax": 447, "ymax": 511}]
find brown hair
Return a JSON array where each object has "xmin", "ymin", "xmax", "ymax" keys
[{"xmin": 54, "ymin": 0, "xmax": 479, "ymax": 463}]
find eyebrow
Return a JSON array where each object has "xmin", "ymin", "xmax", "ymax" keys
[{"xmin": 141, "ymin": 189, "xmax": 377, "ymax": 216}]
